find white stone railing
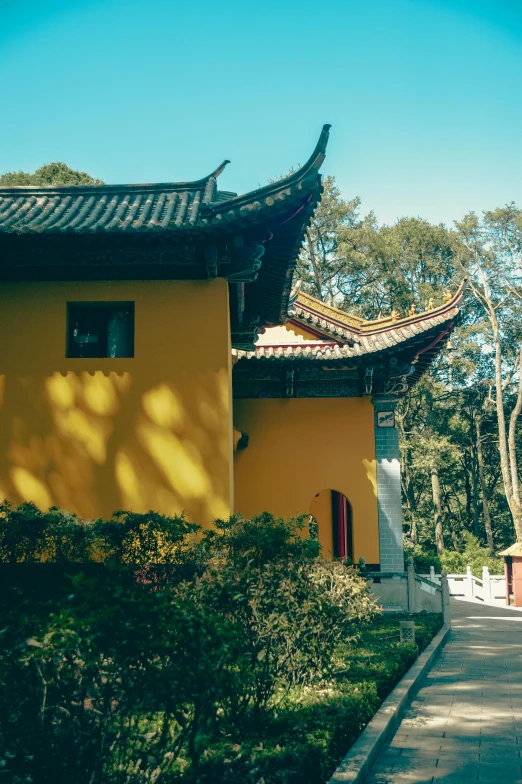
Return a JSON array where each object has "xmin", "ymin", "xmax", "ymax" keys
[
  {"xmin": 367, "ymin": 560, "xmax": 451, "ymax": 623},
  {"xmin": 419, "ymin": 565, "xmax": 506, "ymax": 606}
]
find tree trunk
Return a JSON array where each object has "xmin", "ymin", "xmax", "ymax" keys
[
  {"xmin": 470, "ymin": 449, "xmax": 480, "ymax": 536},
  {"xmin": 490, "ymin": 312, "xmax": 522, "ymax": 540},
  {"xmin": 431, "ymin": 462, "xmax": 444, "ymax": 554},
  {"xmin": 403, "ymin": 452, "xmax": 417, "ymax": 512},
  {"xmin": 463, "ymin": 465, "xmax": 473, "ymax": 534},
  {"xmin": 305, "ymin": 229, "xmax": 323, "ymax": 300},
  {"xmin": 475, "ymin": 414, "xmax": 495, "ymax": 554},
  {"xmin": 507, "ymin": 347, "xmax": 522, "ymax": 539}
]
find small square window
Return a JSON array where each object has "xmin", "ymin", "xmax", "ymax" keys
[{"xmin": 67, "ymin": 302, "xmax": 134, "ymax": 358}]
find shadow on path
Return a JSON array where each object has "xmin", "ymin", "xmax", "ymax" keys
[{"xmin": 365, "ymin": 598, "xmax": 522, "ymax": 783}]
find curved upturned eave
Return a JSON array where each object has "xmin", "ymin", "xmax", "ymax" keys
[
  {"xmin": 204, "ymin": 124, "xmax": 331, "ymax": 216},
  {"xmin": 233, "ymin": 281, "xmax": 465, "ymax": 362},
  {"xmin": 0, "ymin": 126, "xmax": 331, "ymax": 235},
  {"xmin": 232, "ymin": 310, "xmax": 458, "ymax": 362},
  {"xmin": 293, "ymin": 279, "xmax": 467, "ymax": 340}
]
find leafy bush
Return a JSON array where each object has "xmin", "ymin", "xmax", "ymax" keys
[
  {"xmin": 0, "ymin": 501, "xmax": 92, "ymax": 563},
  {"xmin": 404, "ymin": 532, "xmax": 504, "ymax": 577},
  {"xmin": 0, "ymin": 508, "xmax": 380, "ymax": 784},
  {"xmin": 440, "ymin": 531, "xmax": 503, "ymax": 577},
  {"xmin": 200, "ymin": 512, "xmax": 320, "ymax": 566},
  {"xmin": 189, "ymin": 681, "xmax": 381, "ymax": 784},
  {"xmin": 403, "ymin": 539, "xmax": 441, "ymax": 573},
  {"xmin": 0, "ymin": 501, "xmax": 201, "ymax": 567}
]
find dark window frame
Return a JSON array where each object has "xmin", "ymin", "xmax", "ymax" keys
[{"xmin": 66, "ymin": 301, "xmax": 135, "ymax": 359}]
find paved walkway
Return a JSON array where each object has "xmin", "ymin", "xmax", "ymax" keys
[{"xmin": 366, "ymin": 598, "xmax": 522, "ymax": 783}]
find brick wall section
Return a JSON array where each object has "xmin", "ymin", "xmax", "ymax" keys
[{"xmin": 373, "ymin": 398, "xmax": 405, "ymax": 572}]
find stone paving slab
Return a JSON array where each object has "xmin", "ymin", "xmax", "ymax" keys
[{"xmin": 365, "ymin": 598, "xmax": 522, "ymax": 783}]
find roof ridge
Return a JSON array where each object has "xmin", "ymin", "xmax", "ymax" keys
[
  {"xmin": 0, "ymin": 160, "xmax": 230, "ymax": 196},
  {"xmin": 0, "ymin": 127, "xmax": 330, "ymax": 240},
  {"xmin": 295, "ymin": 291, "xmax": 365, "ymax": 326},
  {"xmin": 356, "ymin": 279, "xmax": 467, "ymax": 334},
  {"xmin": 294, "ymin": 280, "xmax": 467, "ymax": 336}
]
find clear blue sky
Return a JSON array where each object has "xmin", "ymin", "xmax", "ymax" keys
[{"xmin": 1, "ymin": 0, "xmax": 521, "ymax": 226}]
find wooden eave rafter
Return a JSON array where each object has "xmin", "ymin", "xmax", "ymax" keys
[{"xmin": 232, "ymin": 318, "xmax": 456, "ymax": 397}]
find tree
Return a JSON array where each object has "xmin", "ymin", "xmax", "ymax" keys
[
  {"xmin": 296, "ymin": 175, "xmax": 362, "ymax": 304},
  {"xmin": 337, "ymin": 216, "xmax": 458, "ymax": 319},
  {"xmin": 298, "ymin": 176, "xmax": 521, "ymax": 556},
  {"xmin": 0, "ymin": 162, "xmax": 103, "ymax": 186},
  {"xmin": 455, "ymin": 205, "xmax": 522, "ymax": 541},
  {"xmin": 297, "ymin": 176, "xmax": 458, "ymax": 320},
  {"xmin": 475, "ymin": 411, "xmax": 495, "ymax": 553}
]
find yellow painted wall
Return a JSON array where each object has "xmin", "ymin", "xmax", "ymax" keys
[
  {"xmin": 234, "ymin": 397, "xmax": 379, "ymax": 564},
  {"xmin": 256, "ymin": 322, "xmax": 326, "ymax": 344},
  {"xmin": 0, "ymin": 279, "xmax": 233, "ymax": 523}
]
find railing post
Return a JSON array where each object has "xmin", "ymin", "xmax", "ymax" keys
[
  {"xmin": 466, "ymin": 565, "xmax": 474, "ymax": 599},
  {"xmin": 482, "ymin": 566, "xmax": 491, "ymax": 602},
  {"xmin": 407, "ymin": 557, "xmax": 416, "ymax": 613},
  {"xmin": 430, "ymin": 565, "xmax": 436, "ymax": 583},
  {"xmin": 442, "ymin": 569, "xmax": 451, "ymax": 624}
]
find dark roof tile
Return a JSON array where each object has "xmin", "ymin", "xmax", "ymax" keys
[{"xmin": 0, "ymin": 126, "xmax": 331, "ymax": 237}]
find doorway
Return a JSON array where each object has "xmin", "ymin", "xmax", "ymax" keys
[{"xmin": 309, "ymin": 489, "xmax": 353, "ymax": 560}]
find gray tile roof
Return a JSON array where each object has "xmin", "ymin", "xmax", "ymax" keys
[
  {"xmin": 0, "ymin": 125, "xmax": 332, "ymax": 236},
  {"xmin": 0, "ymin": 163, "xmax": 231, "ymax": 234},
  {"xmin": 233, "ymin": 302, "xmax": 461, "ymax": 362}
]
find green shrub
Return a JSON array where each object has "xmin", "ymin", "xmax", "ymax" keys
[
  {"xmin": 440, "ymin": 532, "xmax": 503, "ymax": 577},
  {"xmin": 0, "ymin": 509, "xmax": 379, "ymax": 784},
  {"xmin": 190, "ymin": 682, "xmax": 380, "ymax": 784},
  {"xmin": 0, "ymin": 501, "xmax": 202, "ymax": 566},
  {"xmin": 405, "ymin": 532, "xmax": 503, "ymax": 577},
  {"xmin": 403, "ymin": 539, "xmax": 441, "ymax": 573},
  {"xmin": 200, "ymin": 512, "xmax": 320, "ymax": 565},
  {"xmin": 0, "ymin": 501, "xmax": 93, "ymax": 562}
]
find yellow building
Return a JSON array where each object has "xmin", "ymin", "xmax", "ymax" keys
[{"xmin": 0, "ymin": 126, "xmax": 463, "ymax": 570}]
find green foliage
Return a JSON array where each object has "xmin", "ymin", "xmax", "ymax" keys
[
  {"xmin": 338, "ymin": 216, "xmax": 457, "ymax": 319},
  {"xmin": 440, "ymin": 532, "xmax": 503, "ymax": 577},
  {"xmin": 0, "ymin": 507, "xmax": 385, "ymax": 784},
  {"xmin": 298, "ymin": 177, "xmax": 522, "ymax": 552},
  {"xmin": 0, "ymin": 501, "xmax": 200, "ymax": 565},
  {"xmin": 200, "ymin": 512, "xmax": 320, "ymax": 565},
  {"xmin": 296, "ymin": 175, "xmax": 362, "ymax": 303},
  {"xmin": 403, "ymin": 539, "xmax": 442, "ymax": 574},
  {"xmin": 96, "ymin": 509, "xmax": 201, "ymax": 565},
  {"xmin": 297, "ymin": 180, "xmax": 458, "ymax": 318},
  {"xmin": 0, "ymin": 501, "xmax": 93, "ymax": 563},
  {"xmin": 0, "ymin": 161, "xmax": 104, "ymax": 186}
]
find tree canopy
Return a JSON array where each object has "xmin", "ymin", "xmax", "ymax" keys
[
  {"xmin": 298, "ymin": 177, "xmax": 522, "ymax": 558},
  {"xmin": 0, "ymin": 162, "xmax": 104, "ymax": 187}
]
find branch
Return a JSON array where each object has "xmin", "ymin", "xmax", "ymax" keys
[{"xmin": 503, "ymin": 353, "xmax": 520, "ymax": 391}]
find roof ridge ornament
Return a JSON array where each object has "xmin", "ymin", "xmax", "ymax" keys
[{"xmin": 209, "ymin": 160, "xmax": 230, "ymax": 180}]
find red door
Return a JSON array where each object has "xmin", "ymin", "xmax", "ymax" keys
[{"xmin": 332, "ymin": 491, "xmax": 353, "ymax": 560}]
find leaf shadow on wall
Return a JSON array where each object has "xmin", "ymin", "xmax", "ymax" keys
[{"xmin": 0, "ymin": 368, "xmax": 231, "ymax": 523}]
